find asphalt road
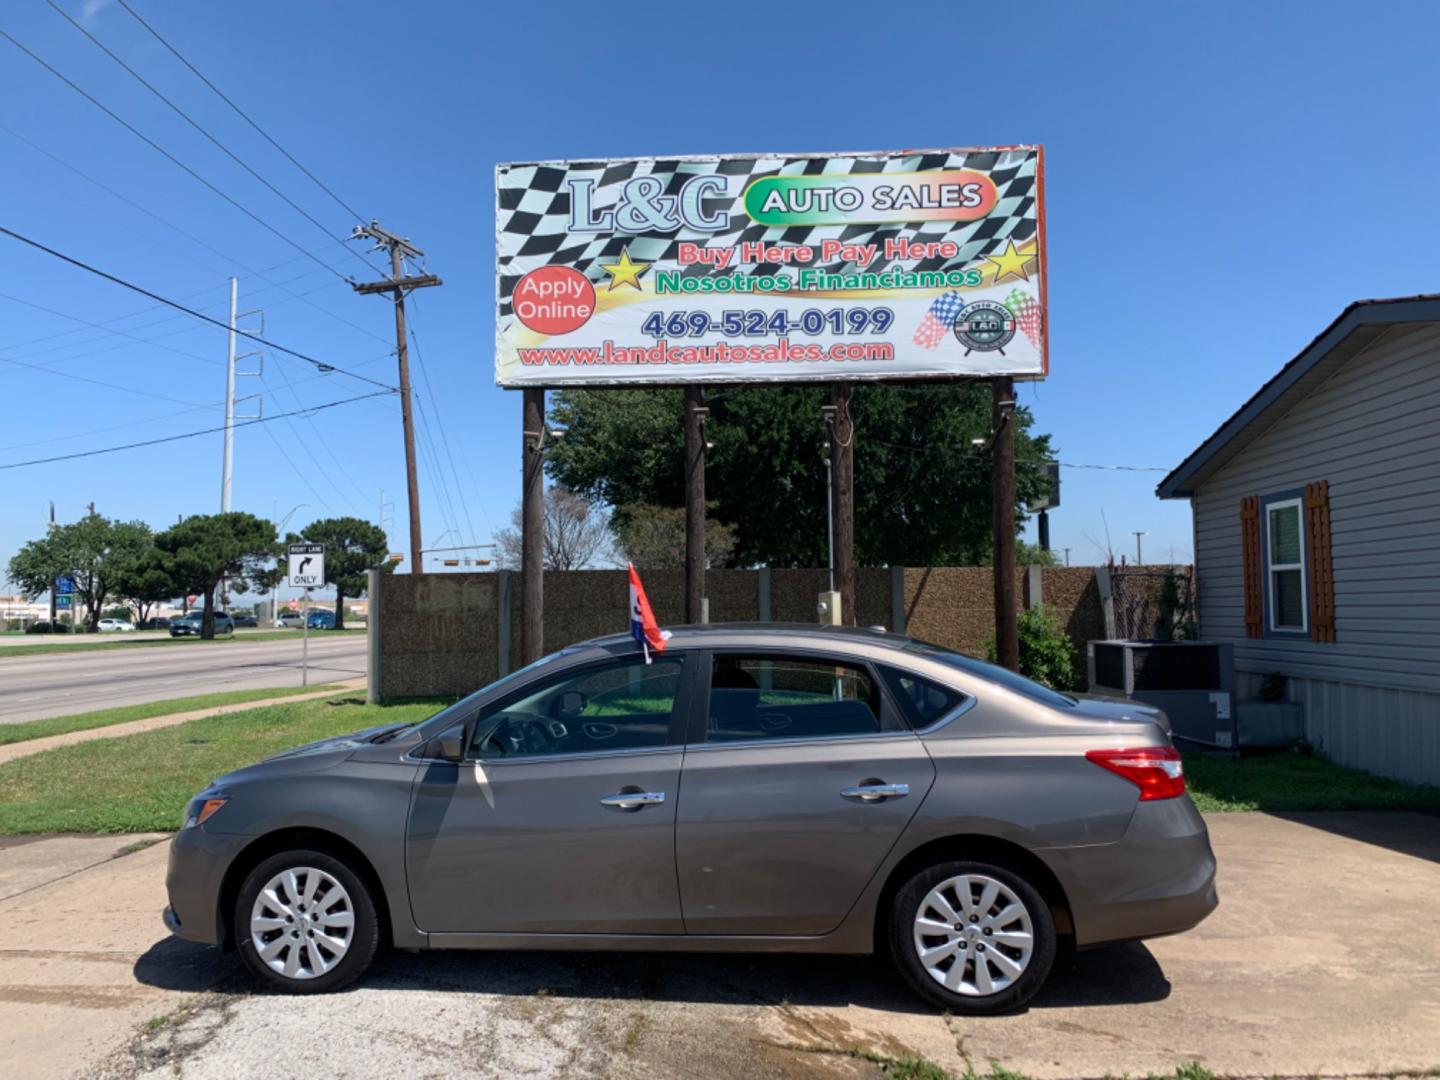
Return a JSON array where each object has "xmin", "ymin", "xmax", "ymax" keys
[{"xmin": 0, "ymin": 636, "xmax": 369, "ymax": 725}]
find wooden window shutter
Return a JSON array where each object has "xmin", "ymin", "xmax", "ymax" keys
[
  {"xmin": 1305, "ymin": 480, "xmax": 1336, "ymax": 642},
  {"xmin": 1240, "ymin": 495, "xmax": 1263, "ymax": 639}
]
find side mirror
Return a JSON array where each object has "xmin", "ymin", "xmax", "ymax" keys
[
  {"xmin": 434, "ymin": 723, "xmax": 466, "ymax": 763},
  {"xmin": 555, "ymin": 690, "xmax": 586, "ymax": 720}
]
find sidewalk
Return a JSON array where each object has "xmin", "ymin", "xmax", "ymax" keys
[
  {"xmin": 0, "ymin": 679, "xmax": 366, "ymax": 766},
  {"xmin": 0, "ymin": 834, "xmax": 233, "ymax": 1079}
]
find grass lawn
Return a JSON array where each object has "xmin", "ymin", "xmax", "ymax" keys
[
  {"xmin": 0, "ymin": 628, "xmax": 365, "ymax": 658},
  {"xmin": 0, "ymin": 694, "xmax": 450, "ymax": 835},
  {"xmin": 0, "ymin": 685, "xmax": 345, "ymax": 746},
  {"xmin": 1185, "ymin": 749, "xmax": 1440, "ymax": 814}
]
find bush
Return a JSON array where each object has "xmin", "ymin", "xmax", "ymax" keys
[{"xmin": 987, "ymin": 605, "xmax": 1082, "ymax": 691}]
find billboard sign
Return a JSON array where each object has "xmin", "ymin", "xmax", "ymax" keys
[{"xmin": 495, "ymin": 147, "xmax": 1045, "ymax": 387}]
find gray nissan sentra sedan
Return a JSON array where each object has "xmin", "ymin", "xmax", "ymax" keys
[{"xmin": 165, "ymin": 624, "xmax": 1216, "ymax": 1013}]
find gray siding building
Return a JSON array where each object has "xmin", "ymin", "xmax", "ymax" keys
[{"xmin": 1159, "ymin": 296, "xmax": 1440, "ymax": 786}]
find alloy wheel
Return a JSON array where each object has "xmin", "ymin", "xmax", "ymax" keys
[
  {"xmin": 248, "ymin": 867, "xmax": 355, "ymax": 980},
  {"xmin": 911, "ymin": 873, "xmax": 1035, "ymax": 996}
]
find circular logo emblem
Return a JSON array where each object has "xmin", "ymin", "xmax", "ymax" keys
[
  {"xmin": 953, "ymin": 300, "xmax": 1016, "ymax": 353},
  {"xmin": 513, "ymin": 266, "xmax": 595, "ymax": 336}
]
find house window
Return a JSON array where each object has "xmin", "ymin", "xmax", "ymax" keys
[{"xmin": 1266, "ymin": 497, "xmax": 1307, "ymax": 632}]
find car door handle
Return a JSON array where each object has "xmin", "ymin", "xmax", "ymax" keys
[
  {"xmin": 840, "ymin": 783, "xmax": 909, "ymax": 802},
  {"xmin": 599, "ymin": 791, "xmax": 666, "ymax": 809}
]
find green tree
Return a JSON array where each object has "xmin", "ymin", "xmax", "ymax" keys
[
  {"xmin": 289, "ymin": 517, "xmax": 390, "ymax": 630},
  {"xmin": 6, "ymin": 514, "xmax": 153, "ymax": 631},
  {"xmin": 113, "ymin": 548, "xmax": 179, "ymax": 625},
  {"xmin": 613, "ymin": 502, "xmax": 737, "ymax": 571},
  {"xmin": 545, "ymin": 384, "xmax": 1054, "ymax": 568},
  {"xmin": 155, "ymin": 513, "xmax": 277, "ymax": 639}
]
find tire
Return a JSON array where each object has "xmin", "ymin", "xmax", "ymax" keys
[
  {"xmin": 889, "ymin": 859, "xmax": 1056, "ymax": 1015},
  {"xmin": 234, "ymin": 849, "xmax": 379, "ymax": 994}
]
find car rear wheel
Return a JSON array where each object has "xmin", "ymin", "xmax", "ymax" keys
[
  {"xmin": 234, "ymin": 849, "xmax": 379, "ymax": 994},
  {"xmin": 890, "ymin": 859, "xmax": 1055, "ymax": 1014}
]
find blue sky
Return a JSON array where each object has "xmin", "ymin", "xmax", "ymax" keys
[{"xmin": 3, "ymin": 0, "xmax": 1439, "ymax": 581}]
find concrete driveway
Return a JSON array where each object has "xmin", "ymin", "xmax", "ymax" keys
[{"xmin": 4, "ymin": 812, "xmax": 1437, "ymax": 1080}]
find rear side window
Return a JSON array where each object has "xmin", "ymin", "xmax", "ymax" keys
[
  {"xmin": 706, "ymin": 655, "xmax": 895, "ymax": 743},
  {"xmin": 879, "ymin": 666, "xmax": 970, "ymax": 730}
]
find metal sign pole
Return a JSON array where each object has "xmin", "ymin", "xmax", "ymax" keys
[{"xmin": 302, "ymin": 587, "xmax": 310, "ymax": 687}]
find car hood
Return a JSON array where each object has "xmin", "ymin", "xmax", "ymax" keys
[
  {"xmin": 214, "ymin": 723, "xmax": 399, "ymax": 784},
  {"xmin": 1068, "ymin": 695, "xmax": 1171, "ymax": 733}
]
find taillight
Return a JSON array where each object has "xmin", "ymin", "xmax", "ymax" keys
[{"xmin": 1085, "ymin": 746, "xmax": 1186, "ymax": 800}]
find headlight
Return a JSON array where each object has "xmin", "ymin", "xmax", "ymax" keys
[{"xmin": 181, "ymin": 796, "xmax": 228, "ymax": 829}]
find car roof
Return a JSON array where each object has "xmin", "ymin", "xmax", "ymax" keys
[{"xmin": 574, "ymin": 622, "xmax": 914, "ymax": 654}]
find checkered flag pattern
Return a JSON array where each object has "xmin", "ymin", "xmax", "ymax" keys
[
  {"xmin": 496, "ymin": 149, "xmax": 1039, "ymax": 322},
  {"xmin": 1003, "ymin": 288, "xmax": 1044, "ymax": 349},
  {"xmin": 913, "ymin": 291, "xmax": 965, "ymax": 349}
]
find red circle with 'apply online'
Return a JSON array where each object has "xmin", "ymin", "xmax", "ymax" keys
[{"xmin": 513, "ymin": 266, "xmax": 595, "ymax": 335}]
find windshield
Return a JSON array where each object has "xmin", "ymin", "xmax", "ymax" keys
[
  {"xmin": 413, "ymin": 648, "xmax": 571, "ymax": 735},
  {"xmin": 903, "ymin": 640, "xmax": 1077, "ymax": 709}
]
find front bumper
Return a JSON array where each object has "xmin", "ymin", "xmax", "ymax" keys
[
  {"xmin": 164, "ymin": 827, "xmax": 249, "ymax": 945},
  {"xmin": 1042, "ymin": 795, "xmax": 1218, "ymax": 948}
]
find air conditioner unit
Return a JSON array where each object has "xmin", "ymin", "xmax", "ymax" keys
[{"xmin": 1087, "ymin": 640, "xmax": 1237, "ymax": 751}]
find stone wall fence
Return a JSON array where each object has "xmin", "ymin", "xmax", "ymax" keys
[{"xmin": 368, "ymin": 564, "xmax": 1185, "ymax": 701}]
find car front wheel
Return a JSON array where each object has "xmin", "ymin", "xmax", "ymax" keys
[
  {"xmin": 234, "ymin": 849, "xmax": 379, "ymax": 994},
  {"xmin": 890, "ymin": 859, "xmax": 1056, "ymax": 1014}
]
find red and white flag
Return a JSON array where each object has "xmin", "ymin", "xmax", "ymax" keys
[{"xmin": 628, "ymin": 563, "xmax": 669, "ymax": 662}]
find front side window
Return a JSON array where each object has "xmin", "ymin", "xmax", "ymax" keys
[
  {"xmin": 469, "ymin": 656, "xmax": 684, "ymax": 759},
  {"xmin": 1266, "ymin": 497, "xmax": 1307, "ymax": 632},
  {"xmin": 706, "ymin": 654, "xmax": 890, "ymax": 743}
]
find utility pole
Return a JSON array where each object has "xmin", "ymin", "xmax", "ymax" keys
[
  {"xmin": 683, "ymin": 387, "xmax": 707, "ymax": 623},
  {"xmin": 1133, "ymin": 531, "xmax": 1147, "ymax": 566},
  {"xmin": 1063, "ymin": 547, "xmax": 1071, "ymax": 567},
  {"xmin": 352, "ymin": 222, "xmax": 442, "ymax": 575},
  {"xmin": 991, "ymin": 378, "xmax": 1019, "ymax": 671},
  {"xmin": 521, "ymin": 390, "xmax": 545, "ymax": 663}
]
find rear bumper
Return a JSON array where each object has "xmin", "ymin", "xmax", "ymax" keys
[
  {"xmin": 164, "ymin": 827, "xmax": 248, "ymax": 945},
  {"xmin": 1041, "ymin": 795, "xmax": 1218, "ymax": 948}
]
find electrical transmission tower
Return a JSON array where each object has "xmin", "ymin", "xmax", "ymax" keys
[{"xmin": 351, "ymin": 223, "xmax": 442, "ymax": 573}]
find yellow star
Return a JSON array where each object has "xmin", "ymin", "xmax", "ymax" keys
[
  {"xmin": 984, "ymin": 239, "xmax": 1036, "ymax": 283},
  {"xmin": 599, "ymin": 246, "xmax": 650, "ymax": 291}
]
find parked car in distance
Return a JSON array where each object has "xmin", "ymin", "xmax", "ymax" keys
[
  {"xmin": 24, "ymin": 620, "xmax": 63, "ymax": 634},
  {"xmin": 165, "ymin": 624, "xmax": 1217, "ymax": 1011},
  {"xmin": 139, "ymin": 617, "xmax": 171, "ymax": 630},
  {"xmin": 233, "ymin": 614, "xmax": 259, "ymax": 628},
  {"xmin": 97, "ymin": 618, "xmax": 136, "ymax": 632},
  {"xmin": 275, "ymin": 611, "xmax": 304, "ymax": 629},
  {"xmin": 169, "ymin": 611, "xmax": 235, "ymax": 637},
  {"xmin": 306, "ymin": 610, "xmax": 336, "ymax": 630}
]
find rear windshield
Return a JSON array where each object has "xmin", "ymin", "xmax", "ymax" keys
[{"xmin": 902, "ymin": 640, "xmax": 1076, "ymax": 709}]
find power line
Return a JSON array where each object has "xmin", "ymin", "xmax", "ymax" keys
[
  {"xmin": 0, "ymin": 390, "xmax": 394, "ymax": 471},
  {"xmin": 1058, "ymin": 462, "xmax": 1168, "ymax": 473},
  {"xmin": 0, "ymin": 123, "xmax": 393, "ymax": 349},
  {"xmin": 407, "ymin": 296, "xmax": 489, "ymax": 545},
  {"xmin": 0, "ymin": 350, "xmax": 213, "ymax": 408},
  {"xmin": 0, "ymin": 224, "xmax": 397, "ymax": 392},
  {"xmin": 0, "ymin": 289, "xmax": 221, "ymax": 368},
  {"xmin": 116, "ymin": 0, "xmax": 370, "ymax": 227},
  {"xmin": 0, "ymin": 26, "xmax": 351, "ymax": 283},
  {"xmin": 46, "ymin": 0, "xmax": 378, "ymax": 277},
  {"xmin": 0, "ymin": 348, "xmax": 394, "ymax": 454}
]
